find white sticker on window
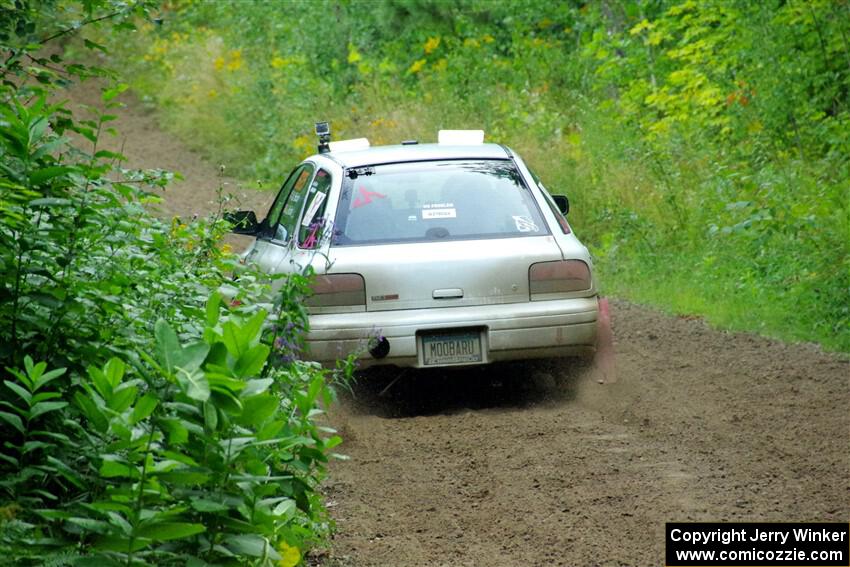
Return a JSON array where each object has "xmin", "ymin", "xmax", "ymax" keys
[
  {"xmin": 422, "ymin": 208, "xmax": 457, "ymax": 219},
  {"xmin": 301, "ymin": 192, "xmax": 327, "ymax": 227},
  {"xmin": 512, "ymin": 215, "xmax": 539, "ymax": 232}
]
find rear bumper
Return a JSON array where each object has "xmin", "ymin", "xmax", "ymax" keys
[{"xmin": 306, "ymin": 296, "xmax": 598, "ymax": 368}]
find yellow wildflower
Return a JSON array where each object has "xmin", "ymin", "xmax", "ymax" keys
[
  {"xmin": 293, "ymin": 134, "xmax": 313, "ymax": 159},
  {"xmin": 408, "ymin": 58, "xmax": 426, "ymax": 74},
  {"xmin": 347, "ymin": 43, "xmax": 362, "ymax": 64},
  {"xmin": 482, "ymin": 33, "xmax": 495, "ymax": 43},
  {"xmin": 423, "ymin": 36, "xmax": 440, "ymax": 54},
  {"xmin": 226, "ymin": 49, "xmax": 243, "ymax": 71},
  {"xmin": 463, "ymin": 37, "xmax": 479, "ymax": 48},
  {"xmin": 214, "ymin": 56, "xmax": 225, "ymax": 71},
  {"xmin": 434, "ymin": 58, "xmax": 448, "ymax": 72},
  {"xmin": 278, "ymin": 542, "xmax": 301, "ymax": 567},
  {"xmin": 271, "ymin": 55, "xmax": 287, "ymax": 69}
]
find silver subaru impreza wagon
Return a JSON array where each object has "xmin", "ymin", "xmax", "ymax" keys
[{"xmin": 228, "ymin": 128, "xmax": 599, "ymax": 369}]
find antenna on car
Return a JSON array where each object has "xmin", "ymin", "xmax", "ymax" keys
[{"xmin": 315, "ymin": 121, "xmax": 331, "ymax": 154}]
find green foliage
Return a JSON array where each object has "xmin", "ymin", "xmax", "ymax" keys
[
  {"xmin": 100, "ymin": 0, "xmax": 849, "ymax": 351},
  {"xmin": 2, "ymin": 301, "xmax": 342, "ymax": 565},
  {"xmin": 1, "ymin": 1, "xmax": 350, "ymax": 564}
]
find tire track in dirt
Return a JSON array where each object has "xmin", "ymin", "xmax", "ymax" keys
[
  {"xmin": 65, "ymin": 80, "xmax": 850, "ymax": 567},
  {"xmin": 325, "ymin": 306, "xmax": 847, "ymax": 566}
]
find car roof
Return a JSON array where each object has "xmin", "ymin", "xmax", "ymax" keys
[{"xmin": 322, "ymin": 142, "xmax": 511, "ymax": 168}]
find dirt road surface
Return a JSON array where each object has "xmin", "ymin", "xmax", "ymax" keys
[{"xmin": 67, "ymin": 79, "xmax": 849, "ymax": 567}]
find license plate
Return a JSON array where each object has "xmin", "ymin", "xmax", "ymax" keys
[{"xmin": 421, "ymin": 331, "xmax": 483, "ymax": 366}]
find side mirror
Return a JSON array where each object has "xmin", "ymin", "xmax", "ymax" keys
[
  {"xmin": 224, "ymin": 210, "xmax": 259, "ymax": 235},
  {"xmin": 553, "ymin": 194, "xmax": 570, "ymax": 216}
]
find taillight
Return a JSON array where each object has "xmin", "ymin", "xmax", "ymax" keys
[
  {"xmin": 529, "ymin": 260, "xmax": 591, "ymax": 298},
  {"xmin": 305, "ymin": 273, "xmax": 366, "ymax": 308}
]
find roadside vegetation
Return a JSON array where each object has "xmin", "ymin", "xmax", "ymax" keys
[
  {"xmin": 99, "ymin": 0, "xmax": 849, "ymax": 351},
  {"xmin": 1, "ymin": 2, "xmax": 350, "ymax": 564}
]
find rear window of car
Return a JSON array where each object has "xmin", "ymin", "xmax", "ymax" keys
[{"xmin": 331, "ymin": 159, "xmax": 548, "ymax": 246}]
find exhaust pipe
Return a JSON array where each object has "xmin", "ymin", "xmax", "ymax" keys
[{"xmin": 369, "ymin": 336, "xmax": 390, "ymax": 359}]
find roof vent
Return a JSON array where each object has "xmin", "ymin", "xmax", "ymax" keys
[
  {"xmin": 438, "ymin": 129, "xmax": 485, "ymax": 145},
  {"xmin": 328, "ymin": 138, "xmax": 371, "ymax": 153}
]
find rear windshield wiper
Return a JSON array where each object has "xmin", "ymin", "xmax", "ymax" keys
[{"xmin": 347, "ymin": 166, "xmax": 375, "ymax": 179}]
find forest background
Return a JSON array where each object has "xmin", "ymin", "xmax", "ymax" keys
[{"xmin": 101, "ymin": 0, "xmax": 850, "ymax": 351}]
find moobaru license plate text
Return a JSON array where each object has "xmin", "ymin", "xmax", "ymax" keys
[{"xmin": 422, "ymin": 332, "xmax": 482, "ymax": 365}]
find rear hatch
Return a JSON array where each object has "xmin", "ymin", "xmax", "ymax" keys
[
  {"xmin": 326, "ymin": 157, "xmax": 562, "ymax": 311},
  {"xmin": 326, "ymin": 236, "xmax": 564, "ymax": 311}
]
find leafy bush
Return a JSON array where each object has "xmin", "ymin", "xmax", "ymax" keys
[
  {"xmin": 1, "ymin": 2, "xmax": 348, "ymax": 564},
  {"xmin": 3, "ymin": 306, "xmax": 340, "ymax": 565}
]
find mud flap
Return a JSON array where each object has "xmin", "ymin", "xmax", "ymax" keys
[{"xmin": 593, "ymin": 297, "xmax": 616, "ymax": 383}]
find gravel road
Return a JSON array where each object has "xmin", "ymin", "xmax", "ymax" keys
[{"xmin": 67, "ymin": 79, "xmax": 849, "ymax": 567}]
